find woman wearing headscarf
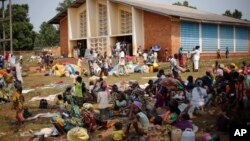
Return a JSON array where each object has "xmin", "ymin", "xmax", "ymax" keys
[{"xmin": 189, "ymin": 79, "xmax": 207, "ymax": 118}]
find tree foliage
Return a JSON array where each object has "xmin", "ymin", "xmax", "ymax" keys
[
  {"xmin": 173, "ymin": 1, "xmax": 197, "ymax": 9},
  {"xmin": 223, "ymin": 9, "xmax": 242, "ymax": 19},
  {"xmin": 35, "ymin": 22, "xmax": 59, "ymax": 48},
  {"xmin": 56, "ymin": 0, "xmax": 75, "ymax": 12},
  {"xmin": 4, "ymin": 4, "xmax": 36, "ymax": 50}
]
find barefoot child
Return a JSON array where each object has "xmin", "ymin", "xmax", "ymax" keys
[{"xmin": 112, "ymin": 122, "xmax": 125, "ymax": 141}]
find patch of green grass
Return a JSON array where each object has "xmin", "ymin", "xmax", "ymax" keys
[{"xmin": 0, "ymin": 57, "xmax": 249, "ymax": 140}]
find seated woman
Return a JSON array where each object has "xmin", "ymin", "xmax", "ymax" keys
[
  {"xmin": 81, "ymin": 105, "xmax": 96, "ymax": 132},
  {"xmin": 110, "ymin": 84, "xmax": 120, "ymax": 104},
  {"xmin": 63, "ymin": 86, "xmax": 72, "ymax": 103},
  {"xmin": 174, "ymin": 113, "xmax": 193, "ymax": 131},
  {"xmin": 145, "ymin": 80, "xmax": 156, "ymax": 97},
  {"xmin": 114, "ymin": 93, "xmax": 127, "ymax": 111},
  {"xmin": 162, "ymin": 104, "xmax": 180, "ymax": 125},
  {"xmin": 126, "ymin": 101, "xmax": 150, "ymax": 138}
]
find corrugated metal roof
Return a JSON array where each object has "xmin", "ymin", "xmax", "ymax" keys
[
  {"xmin": 49, "ymin": 0, "xmax": 250, "ymax": 26},
  {"xmin": 111, "ymin": 0, "xmax": 250, "ymax": 26}
]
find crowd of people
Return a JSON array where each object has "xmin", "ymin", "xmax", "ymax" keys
[
  {"xmin": 3, "ymin": 47, "xmax": 249, "ymax": 140},
  {"xmin": 37, "ymin": 52, "xmax": 55, "ymax": 72},
  {"xmin": 41, "ymin": 57, "xmax": 249, "ymax": 140},
  {"xmin": 85, "ymin": 41, "xmax": 159, "ymax": 77}
]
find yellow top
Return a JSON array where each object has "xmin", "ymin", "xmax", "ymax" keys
[
  {"xmin": 12, "ymin": 91, "xmax": 24, "ymax": 110},
  {"xmin": 112, "ymin": 130, "xmax": 125, "ymax": 141},
  {"xmin": 56, "ymin": 100, "xmax": 64, "ymax": 105}
]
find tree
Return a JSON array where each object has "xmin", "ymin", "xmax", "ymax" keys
[
  {"xmin": 232, "ymin": 9, "xmax": 242, "ymax": 19},
  {"xmin": 173, "ymin": 1, "xmax": 197, "ymax": 9},
  {"xmin": 223, "ymin": 9, "xmax": 242, "ymax": 19},
  {"xmin": 36, "ymin": 22, "xmax": 59, "ymax": 48},
  {"xmin": 56, "ymin": 0, "xmax": 75, "ymax": 12},
  {"xmin": 223, "ymin": 10, "xmax": 232, "ymax": 17},
  {"xmin": 4, "ymin": 4, "xmax": 36, "ymax": 50}
]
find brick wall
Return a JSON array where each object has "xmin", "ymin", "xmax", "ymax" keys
[
  {"xmin": 144, "ymin": 11, "xmax": 181, "ymax": 61},
  {"xmin": 249, "ymin": 27, "xmax": 250, "ymax": 55},
  {"xmin": 60, "ymin": 17, "xmax": 68, "ymax": 56},
  {"xmin": 200, "ymin": 53, "xmax": 249, "ymax": 60},
  {"xmin": 171, "ymin": 19, "xmax": 180, "ymax": 56},
  {"xmin": 144, "ymin": 11, "xmax": 172, "ymax": 62}
]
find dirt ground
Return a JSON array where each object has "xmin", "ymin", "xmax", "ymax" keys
[{"xmin": 0, "ymin": 57, "xmax": 249, "ymax": 140}]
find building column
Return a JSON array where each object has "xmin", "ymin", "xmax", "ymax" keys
[
  {"xmin": 233, "ymin": 26, "xmax": 236, "ymax": 52},
  {"xmin": 199, "ymin": 23, "xmax": 202, "ymax": 52},
  {"xmin": 217, "ymin": 24, "xmax": 220, "ymax": 50},
  {"xmin": 132, "ymin": 7, "xmax": 144, "ymax": 56}
]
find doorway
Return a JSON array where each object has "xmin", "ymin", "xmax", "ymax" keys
[
  {"xmin": 77, "ymin": 40, "xmax": 87, "ymax": 57},
  {"xmin": 116, "ymin": 35, "xmax": 133, "ymax": 56}
]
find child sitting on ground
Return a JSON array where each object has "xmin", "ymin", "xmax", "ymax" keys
[
  {"xmin": 23, "ymin": 106, "xmax": 32, "ymax": 119},
  {"xmin": 56, "ymin": 95, "xmax": 64, "ymax": 111},
  {"xmin": 56, "ymin": 95, "xmax": 64, "ymax": 105},
  {"xmin": 145, "ymin": 80, "xmax": 156, "ymax": 97},
  {"xmin": 112, "ymin": 122, "xmax": 125, "ymax": 141},
  {"xmin": 63, "ymin": 86, "xmax": 72, "ymax": 103}
]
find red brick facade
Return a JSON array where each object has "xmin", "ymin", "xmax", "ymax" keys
[
  {"xmin": 249, "ymin": 28, "xmax": 250, "ymax": 55},
  {"xmin": 144, "ymin": 11, "xmax": 180, "ymax": 61},
  {"xmin": 144, "ymin": 11, "xmax": 180, "ymax": 62},
  {"xmin": 60, "ymin": 17, "xmax": 68, "ymax": 56}
]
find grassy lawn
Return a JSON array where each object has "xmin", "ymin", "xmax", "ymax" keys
[{"xmin": 0, "ymin": 56, "xmax": 249, "ymax": 140}]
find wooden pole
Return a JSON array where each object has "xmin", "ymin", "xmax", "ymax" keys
[{"xmin": 9, "ymin": 0, "xmax": 12, "ymax": 54}]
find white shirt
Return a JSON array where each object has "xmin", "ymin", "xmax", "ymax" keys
[
  {"xmin": 116, "ymin": 42, "xmax": 121, "ymax": 51},
  {"xmin": 153, "ymin": 52, "xmax": 158, "ymax": 63},
  {"xmin": 77, "ymin": 58, "xmax": 82, "ymax": 67},
  {"xmin": 88, "ymin": 85, "xmax": 94, "ymax": 93},
  {"xmin": 191, "ymin": 49, "xmax": 200, "ymax": 61},
  {"xmin": 191, "ymin": 87, "xmax": 207, "ymax": 107},
  {"xmin": 93, "ymin": 52, "xmax": 98, "ymax": 59},
  {"xmin": 170, "ymin": 58, "xmax": 178, "ymax": 71},
  {"xmin": 97, "ymin": 91, "xmax": 109, "ymax": 109},
  {"xmin": 142, "ymin": 53, "xmax": 148, "ymax": 61},
  {"xmin": 215, "ymin": 68, "xmax": 223, "ymax": 76},
  {"xmin": 119, "ymin": 51, "xmax": 125, "ymax": 58},
  {"xmin": 119, "ymin": 51, "xmax": 125, "ymax": 65}
]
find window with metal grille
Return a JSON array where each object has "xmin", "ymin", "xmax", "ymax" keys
[
  {"xmin": 98, "ymin": 4, "xmax": 108, "ymax": 36},
  {"xmin": 235, "ymin": 26, "xmax": 248, "ymax": 52},
  {"xmin": 202, "ymin": 23, "xmax": 218, "ymax": 52},
  {"xmin": 79, "ymin": 10, "xmax": 87, "ymax": 38},
  {"xmin": 180, "ymin": 21, "xmax": 199, "ymax": 52},
  {"xmin": 220, "ymin": 25, "xmax": 234, "ymax": 52},
  {"xmin": 90, "ymin": 37, "xmax": 107, "ymax": 54},
  {"xmin": 120, "ymin": 10, "xmax": 132, "ymax": 34}
]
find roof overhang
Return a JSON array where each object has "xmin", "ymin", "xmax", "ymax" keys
[
  {"xmin": 180, "ymin": 18, "xmax": 250, "ymax": 27},
  {"xmin": 48, "ymin": 0, "xmax": 86, "ymax": 24}
]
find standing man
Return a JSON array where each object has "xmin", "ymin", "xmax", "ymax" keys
[
  {"xmin": 136, "ymin": 46, "xmax": 142, "ymax": 64},
  {"xmin": 142, "ymin": 50, "xmax": 148, "ymax": 64},
  {"xmin": 217, "ymin": 49, "xmax": 221, "ymax": 59},
  {"xmin": 115, "ymin": 40, "xmax": 121, "ymax": 52},
  {"xmin": 225, "ymin": 47, "xmax": 229, "ymax": 59},
  {"xmin": 169, "ymin": 54, "xmax": 179, "ymax": 78},
  {"xmin": 118, "ymin": 49, "xmax": 126, "ymax": 75},
  {"xmin": 165, "ymin": 49, "xmax": 169, "ymax": 62},
  {"xmin": 88, "ymin": 50, "xmax": 95, "ymax": 76},
  {"xmin": 178, "ymin": 47, "xmax": 184, "ymax": 67},
  {"xmin": 191, "ymin": 46, "xmax": 200, "ymax": 72}
]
